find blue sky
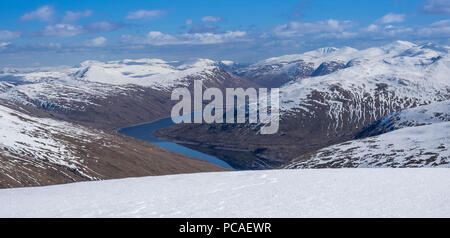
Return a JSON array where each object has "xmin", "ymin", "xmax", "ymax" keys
[{"xmin": 0, "ymin": 0, "xmax": 449, "ymax": 67}]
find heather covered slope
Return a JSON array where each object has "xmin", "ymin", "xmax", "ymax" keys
[
  {"xmin": 1, "ymin": 169, "xmax": 449, "ymax": 218},
  {"xmin": 0, "ymin": 102, "xmax": 227, "ymax": 188}
]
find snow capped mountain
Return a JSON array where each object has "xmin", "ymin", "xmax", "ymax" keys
[
  {"xmin": 279, "ymin": 41, "xmax": 450, "ymax": 124},
  {"xmin": 158, "ymin": 41, "xmax": 450, "ymax": 170},
  {"xmin": 236, "ymin": 41, "xmax": 450, "ymax": 88},
  {"xmin": 1, "ymin": 169, "xmax": 450, "ymax": 217},
  {"xmin": 0, "ymin": 41, "xmax": 449, "ymax": 171},
  {"xmin": 235, "ymin": 46, "xmax": 359, "ymax": 87},
  {"xmin": 0, "ymin": 58, "xmax": 255, "ymax": 130},
  {"xmin": 0, "ymin": 58, "xmax": 227, "ymax": 108},
  {"xmin": 71, "ymin": 58, "xmax": 221, "ymax": 88}
]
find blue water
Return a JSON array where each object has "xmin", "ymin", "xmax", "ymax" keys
[{"xmin": 118, "ymin": 117, "xmax": 234, "ymax": 170}]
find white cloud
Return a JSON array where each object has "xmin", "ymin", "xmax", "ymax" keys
[
  {"xmin": 62, "ymin": 10, "xmax": 93, "ymax": 22},
  {"xmin": 126, "ymin": 9, "xmax": 166, "ymax": 20},
  {"xmin": 376, "ymin": 13, "xmax": 406, "ymax": 24},
  {"xmin": 85, "ymin": 36, "xmax": 107, "ymax": 47},
  {"xmin": 422, "ymin": 0, "xmax": 450, "ymax": 15},
  {"xmin": 142, "ymin": 31, "xmax": 178, "ymax": 44},
  {"xmin": 85, "ymin": 21, "xmax": 121, "ymax": 32},
  {"xmin": 20, "ymin": 5, "xmax": 55, "ymax": 22},
  {"xmin": 122, "ymin": 30, "xmax": 248, "ymax": 46},
  {"xmin": 0, "ymin": 30, "xmax": 21, "ymax": 40},
  {"xmin": 364, "ymin": 24, "xmax": 380, "ymax": 32},
  {"xmin": 417, "ymin": 20, "xmax": 450, "ymax": 37},
  {"xmin": 381, "ymin": 25, "xmax": 413, "ymax": 37},
  {"xmin": 318, "ymin": 31, "xmax": 358, "ymax": 39},
  {"xmin": 0, "ymin": 42, "xmax": 10, "ymax": 49},
  {"xmin": 358, "ymin": 23, "xmax": 414, "ymax": 39},
  {"xmin": 272, "ymin": 19, "xmax": 354, "ymax": 37},
  {"xmin": 39, "ymin": 24, "xmax": 84, "ymax": 37},
  {"xmin": 183, "ymin": 31, "xmax": 247, "ymax": 44},
  {"xmin": 35, "ymin": 21, "xmax": 120, "ymax": 38},
  {"xmin": 201, "ymin": 16, "xmax": 223, "ymax": 23},
  {"xmin": 185, "ymin": 19, "xmax": 193, "ymax": 25}
]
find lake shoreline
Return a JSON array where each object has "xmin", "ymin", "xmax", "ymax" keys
[{"xmin": 118, "ymin": 117, "xmax": 235, "ymax": 170}]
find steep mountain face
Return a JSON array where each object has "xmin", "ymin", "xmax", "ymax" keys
[
  {"xmin": 311, "ymin": 61, "xmax": 347, "ymax": 76},
  {"xmin": 234, "ymin": 47, "xmax": 358, "ymax": 87},
  {"xmin": 284, "ymin": 101, "xmax": 450, "ymax": 169},
  {"xmin": 0, "ymin": 101, "xmax": 227, "ymax": 188},
  {"xmin": 355, "ymin": 100, "xmax": 450, "ymax": 138},
  {"xmin": 157, "ymin": 41, "xmax": 450, "ymax": 170},
  {"xmin": 0, "ymin": 59, "xmax": 257, "ymax": 130}
]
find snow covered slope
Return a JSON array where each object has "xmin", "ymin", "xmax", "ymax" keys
[
  {"xmin": 285, "ymin": 122, "xmax": 450, "ymax": 169},
  {"xmin": 356, "ymin": 100, "xmax": 450, "ymax": 138},
  {"xmin": 1, "ymin": 169, "xmax": 449, "ymax": 218},
  {"xmin": 71, "ymin": 58, "xmax": 221, "ymax": 88},
  {"xmin": 285, "ymin": 101, "xmax": 450, "ymax": 169}
]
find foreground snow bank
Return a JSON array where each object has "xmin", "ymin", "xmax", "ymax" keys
[{"xmin": 1, "ymin": 169, "xmax": 449, "ymax": 218}]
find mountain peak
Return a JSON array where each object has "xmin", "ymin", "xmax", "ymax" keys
[{"xmin": 381, "ymin": 40, "xmax": 417, "ymax": 54}]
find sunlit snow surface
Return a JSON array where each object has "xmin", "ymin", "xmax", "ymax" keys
[{"xmin": 0, "ymin": 169, "xmax": 449, "ymax": 218}]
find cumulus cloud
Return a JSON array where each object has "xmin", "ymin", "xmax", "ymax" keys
[
  {"xmin": 317, "ymin": 31, "xmax": 358, "ymax": 39},
  {"xmin": 34, "ymin": 21, "xmax": 121, "ymax": 38},
  {"xmin": 122, "ymin": 30, "xmax": 248, "ymax": 46},
  {"xmin": 376, "ymin": 13, "xmax": 406, "ymax": 24},
  {"xmin": 20, "ymin": 5, "xmax": 55, "ymax": 22},
  {"xmin": 201, "ymin": 16, "xmax": 223, "ymax": 23},
  {"xmin": 126, "ymin": 9, "xmax": 166, "ymax": 20},
  {"xmin": 422, "ymin": 0, "xmax": 450, "ymax": 15},
  {"xmin": 272, "ymin": 19, "xmax": 354, "ymax": 37},
  {"xmin": 62, "ymin": 10, "xmax": 93, "ymax": 22},
  {"xmin": 364, "ymin": 24, "xmax": 380, "ymax": 33},
  {"xmin": 0, "ymin": 42, "xmax": 10, "ymax": 49},
  {"xmin": 85, "ymin": 21, "xmax": 122, "ymax": 32},
  {"xmin": 85, "ymin": 36, "xmax": 107, "ymax": 47},
  {"xmin": 358, "ymin": 20, "xmax": 450, "ymax": 40},
  {"xmin": 417, "ymin": 20, "xmax": 450, "ymax": 37},
  {"xmin": 39, "ymin": 24, "xmax": 84, "ymax": 37},
  {"xmin": 185, "ymin": 19, "xmax": 193, "ymax": 25},
  {"xmin": 0, "ymin": 30, "xmax": 21, "ymax": 40}
]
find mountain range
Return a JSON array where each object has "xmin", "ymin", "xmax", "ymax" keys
[
  {"xmin": 158, "ymin": 41, "xmax": 450, "ymax": 169},
  {"xmin": 0, "ymin": 40, "xmax": 449, "ymax": 187}
]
